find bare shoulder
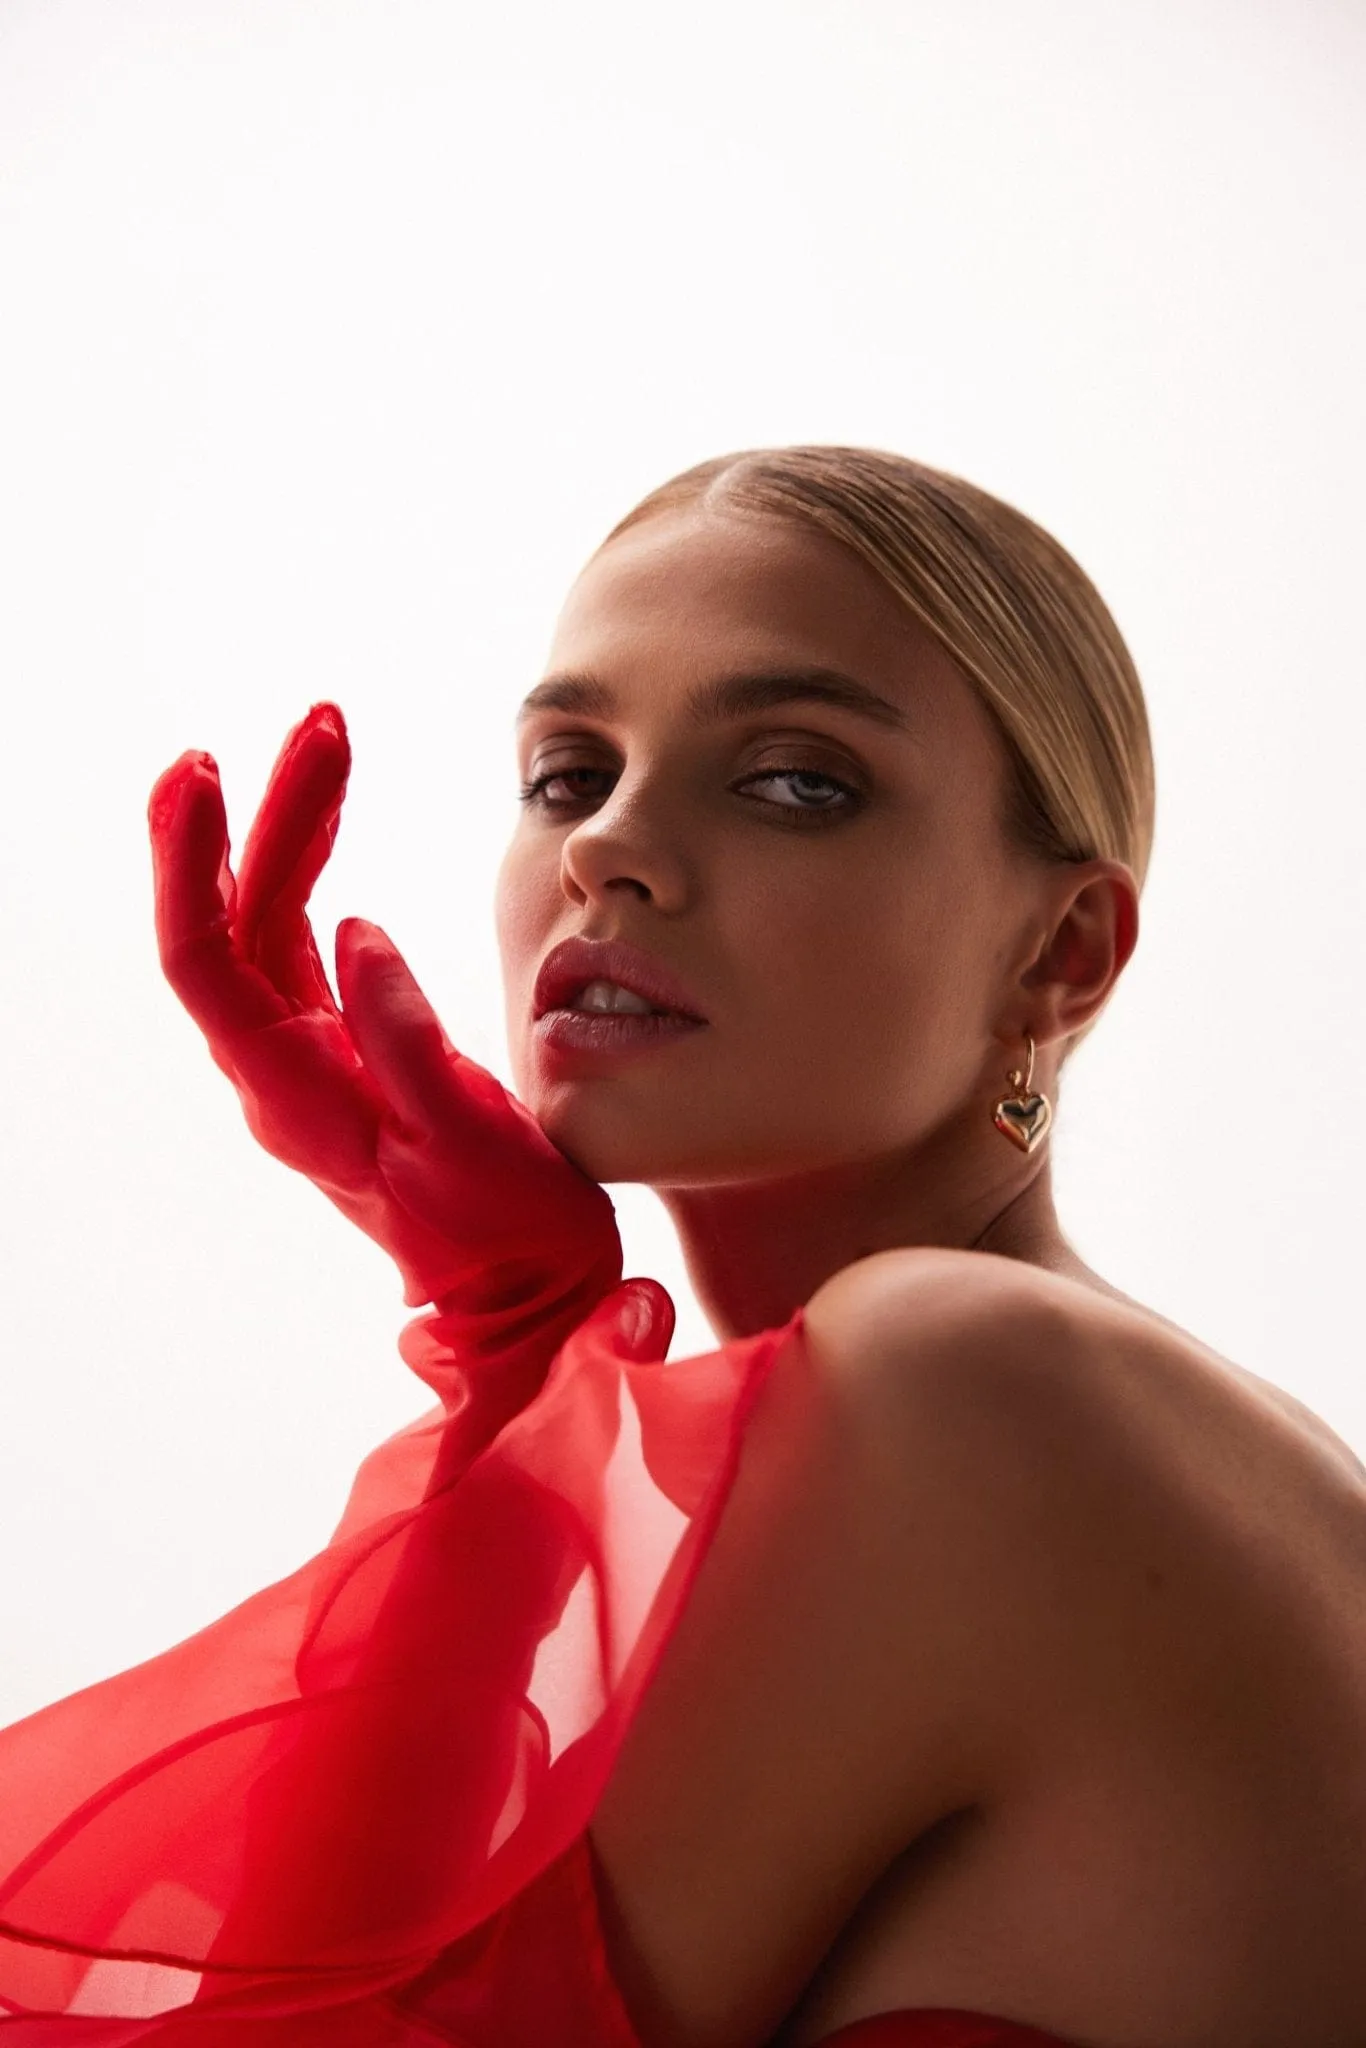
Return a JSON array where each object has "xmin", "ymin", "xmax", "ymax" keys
[
  {"xmin": 804, "ymin": 1242, "xmax": 1366, "ymax": 1524},
  {"xmin": 793, "ymin": 1250, "xmax": 1143, "ymax": 1580},
  {"xmin": 803, "ymin": 1243, "xmax": 1097, "ymax": 1380},
  {"xmin": 800, "ymin": 1244, "xmax": 1128, "ymax": 1452}
]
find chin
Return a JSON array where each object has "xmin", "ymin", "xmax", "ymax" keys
[
  {"xmin": 529, "ymin": 1110, "xmax": 686, "ymax": 1188},
  {"xmin": 516, "ymin": 1087, "xmax": 686, "ymax": 1184},
  {"xmin": 525, "ymin": 1089, "xmax": 829, "ymax": 1192}
]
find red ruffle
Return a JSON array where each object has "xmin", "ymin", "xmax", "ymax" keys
[{"xmin": 0, "ymin": 1281, "xmax": 807, "ymax": 2040}]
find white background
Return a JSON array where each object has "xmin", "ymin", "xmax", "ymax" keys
[{"xmin": 0, "ymin": 0, "xmax": 1362, "ymax": 1725}]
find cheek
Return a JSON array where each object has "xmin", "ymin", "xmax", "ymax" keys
[
  {"xmin": 492, "ymin": 849, "xmax": 544, "ymax": 1099},
  {"xmin": 729, "ymin": 850, "xmax": 946, "ymax": 1002},
  {"xmin": 734, "ymin": 851, "xmax": 993, "ymax": 1078},
  {"xmin": 492, "ymin": 840, "xmax": 548, "ymax": 979}
]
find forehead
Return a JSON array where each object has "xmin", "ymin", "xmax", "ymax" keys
[{"xmin": 542, "ymin": 508, "xmax": 997, "ymax": 759}]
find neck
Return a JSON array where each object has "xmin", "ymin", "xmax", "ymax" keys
[{"xmin": 652, "ymin": 1115, "xmax": 1108, "ymax": 1342}]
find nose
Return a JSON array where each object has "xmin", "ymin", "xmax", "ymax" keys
[{"xmin": 557, "ymin": 776, "xmax": 693, "ymax": 914}]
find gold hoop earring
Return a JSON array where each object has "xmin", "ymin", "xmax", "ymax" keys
[{"xmin": 992, "ymin": 1032, "xmax": 1052, "ymax": 1154}]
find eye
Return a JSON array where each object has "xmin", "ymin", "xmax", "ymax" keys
[
  {"xmin": 737, "ymin": 767, "xmax": 858, "ymax": 818},
  {"xmin": 517, "ymin": 763, "xmax": 862, "ymax": 825},
  {"xmin": 518, "ymin": 766, "xmax": 615, "ymax": 808}
]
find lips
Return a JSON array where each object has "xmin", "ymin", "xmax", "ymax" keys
[{"xmin": 533, "ymin": 935, "xmax": 708, "ymax": 1022}]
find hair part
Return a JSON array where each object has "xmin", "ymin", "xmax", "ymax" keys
[{"xmin": 598, "ymin": 445, "xmax": 1156, "ymax": 1063}]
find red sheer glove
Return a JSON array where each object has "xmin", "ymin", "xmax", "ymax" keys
[{"xmin": 147, "ymin": 701, "xmax": 621, "ymax": 1327}]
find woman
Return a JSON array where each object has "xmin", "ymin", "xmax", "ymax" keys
[{"xmin": 2, "ymin": 446, "xmax": 1363, "ymax": 2047}]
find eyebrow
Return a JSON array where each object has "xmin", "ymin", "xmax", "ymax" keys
[{"xmin": 514, "ymin": 665, "xmax": 914, "ymax": 736}]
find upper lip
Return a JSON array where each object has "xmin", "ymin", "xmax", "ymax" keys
[{"xmin": 533, "ymin": 936, "xmax": 709, "ymax": 1022}]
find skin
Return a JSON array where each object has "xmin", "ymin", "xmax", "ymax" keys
[
  {"xmin": 496, "ymin": 504, "xmax": 1139, "ymax": 1342},
  {"xmin": 491, "ymin": 508, "xmax": 1366, "ymax": 2048}
]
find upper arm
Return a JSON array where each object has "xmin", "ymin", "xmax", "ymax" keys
[{"xmin": 587, "ymin": 1248, "xmax": 1102, "ymax": 2048}]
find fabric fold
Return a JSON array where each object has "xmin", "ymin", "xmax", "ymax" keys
[{"xmin": 0, "ymin": 1279, "xmax": 808, "ymax": 2041}]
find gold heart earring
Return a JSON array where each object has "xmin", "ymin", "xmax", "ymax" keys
[{"xmin": 992, "ymin": 1031, "xmax": 1052, "ymax": 1154}]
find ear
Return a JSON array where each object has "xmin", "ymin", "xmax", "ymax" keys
[{"xmin": 1016, "ymin": 858, "xmax": 1140, "ymax": 1044}]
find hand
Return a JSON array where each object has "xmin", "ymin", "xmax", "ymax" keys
[{"xmin": 147, "ymin": 702, "xmax": 620, "ymax": 1310}]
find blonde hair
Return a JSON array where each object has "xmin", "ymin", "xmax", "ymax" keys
[{"xmin": 599, "ymin": 445, "xmax": 1155, "ymax": 1061}]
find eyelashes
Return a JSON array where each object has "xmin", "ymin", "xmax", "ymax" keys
[{"xmin": 517, "ymin": 764, "xmax": 863, "ymax": 826}]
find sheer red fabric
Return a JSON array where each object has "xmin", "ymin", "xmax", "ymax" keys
[{"xmin": 0, "ymin": 1277, "xmax": 806, "ymax": 2038}]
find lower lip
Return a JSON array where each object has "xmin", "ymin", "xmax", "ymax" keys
[{"xmin": 534, "ymin": 1008, "xmax": 708, "ymax": 1060}]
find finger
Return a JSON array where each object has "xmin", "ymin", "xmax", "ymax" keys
[
  {"xmin": 607, "ymin": 1278, "xmax": 675, "ymax": 1363},
  {"xmin": 223, "ymin": 1011, "xmax": 387, "ymax": 1188},
  {"xmin": 149, "ymin": 753, "xmax": 286, "ymax": 1044},
  {"xmin": 253, "ymin": 887, "xmax": 341, "ymax": 1019},
  {"xmin": 552, "ymin": 1280, "xmax": 674, "ymax": 1377},
  {"xmin": 335, "ymin": 918, "xmax": 494, "ymax": 1140},
  {"xmin": 234, "ymin": 703, "xmax": 350, "ymax": 1011}
]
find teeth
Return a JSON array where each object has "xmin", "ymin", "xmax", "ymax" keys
[{"xmin": 571, "ymin": 979, "xmax": 658, "ymax": 1015}]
